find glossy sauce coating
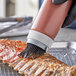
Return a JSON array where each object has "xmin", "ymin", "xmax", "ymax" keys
[
  {"xmin": 0, "ymin": 39, "xmax": 76, "ymax": 76},
  {"xmin": 31, "ymin": 0, "xmax": 72, "ymax": 39}
]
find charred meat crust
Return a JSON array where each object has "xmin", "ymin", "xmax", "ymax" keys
[{"xmin": 0, "ymin": 39, "xmax": 76, "ymax": 76}]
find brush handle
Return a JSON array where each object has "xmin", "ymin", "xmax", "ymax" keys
[
  {"xmin": 27, "ymin": 0, "xmax": 72, "ymax": 49},
  {"xmin": 31, "ymin": 0, "xmax": 72, "ymax": 39}
]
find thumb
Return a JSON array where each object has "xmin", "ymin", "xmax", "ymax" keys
[{"xmin": 52, "ymin": 0, "xmax": 68, "ymax": 5}]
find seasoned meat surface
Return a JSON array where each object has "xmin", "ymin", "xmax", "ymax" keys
[{"xmin": 0, "ymin": 39, "xmax": 76, "ymax": 76}]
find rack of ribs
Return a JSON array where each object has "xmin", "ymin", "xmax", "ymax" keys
[{"xmin": 0, "ymin": 39, "xmax": 76, "ymax": 76}]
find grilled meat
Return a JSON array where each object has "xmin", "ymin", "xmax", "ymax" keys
[{"xmin": 0, "ymin": 39, "xmax": 76, "ymax": 76}]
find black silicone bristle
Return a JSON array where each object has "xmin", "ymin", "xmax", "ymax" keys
[{"xmin": 18, "ymin": 43, "xmax": 46, "ymax": 59}]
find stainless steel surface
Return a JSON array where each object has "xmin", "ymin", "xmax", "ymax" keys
[
  {"xmin": 51, "ymin": 42, "xmax": 69, "ymax": 48},
  {"xmin": 48, "ymin": 48, "xmax": 76, "ymax": 65},
  {"xmin": 0, "ymin": 61, "xmax": 24, "ymax": 76},
  {"xmin": 49, "ymin": 42, "xmax": 76, "ymax": 65},
  {"xmin": 68, "ymin": 42, "xmax": 76, "ymax": 50}
]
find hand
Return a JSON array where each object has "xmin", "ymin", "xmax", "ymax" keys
[{"xmin": 52, "ymin": 0, "xmax": 76, "ymax": 27}]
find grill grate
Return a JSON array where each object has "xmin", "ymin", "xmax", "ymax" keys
[
  {"xmin": 0, "ymin": 48, "xmax": 76, "ymax": 76},
  {"xmin": 0, "ymin": 61, "xmax": 24, "ymax": 76},
  {"xmin": 48, "ymin": 48, "xmax": 76, "ymax": 65}
]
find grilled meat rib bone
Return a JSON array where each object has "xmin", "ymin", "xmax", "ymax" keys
[{"xmin": 0, "ymin": 39, "xmax": 76, "ymax": 76}]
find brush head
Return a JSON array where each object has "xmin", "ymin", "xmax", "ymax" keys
[{"xmin": 18, "ymin": 43, "xmax": 46, "ymax": 59}]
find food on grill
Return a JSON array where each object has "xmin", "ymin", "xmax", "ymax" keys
[
  {"xmin": 0, "ymin": 39, "xmax": 76, "ymax": 76},
  {"xmin": 0, "ymin": 39, "xmax": 26, "ymax": 62}
]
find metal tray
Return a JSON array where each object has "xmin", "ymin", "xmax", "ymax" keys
[
  {"xmin": 0, "ymin": 61, "xmax": 24, "ymax": 76},
  {"xmin": 48, "ymin": 48, "xmax": 76, "ymax": 65},
  {"xmin": 0, "ymin": 42, "xmax": 76, "ymax": 76},
  {"xmin": 48, "ymin": 42, "xmax": 76, "ymax": 65}
]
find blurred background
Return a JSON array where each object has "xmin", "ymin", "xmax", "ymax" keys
[
  {"xmin": 0, "ymin": 0, "xmax": 40, "ymax": 38},
  {"xmin": 0, "ymin": 0, "xmax": 76, "ymax": 27},
  {"xmin": 0, "ymin": 0, "xmax": 39, "ymax": 17},
  {"xmin": 0, "ymin": 0, "xmax": 76, "ymax": 40}
]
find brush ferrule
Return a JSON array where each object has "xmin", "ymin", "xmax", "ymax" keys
[
  {"xmin": 27, "ymin": 30, "xmax": 53, "ymax": 50},
  {"xmin": 27, "ymin": 39, "xmax": 47, "ymax": 50}
]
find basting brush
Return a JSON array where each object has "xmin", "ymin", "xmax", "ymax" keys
[
  {"xmin": 18, "ymin": 43, "xmax": 45, "ymax": 59},
  {"xmin": 18, "ymin": 0, "xmax": 72, "ymax": 59}
]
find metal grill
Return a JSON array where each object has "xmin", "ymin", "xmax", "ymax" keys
[
  {"xmin": 0, "ymin": 42, "xmax": 76, "ymax": 76},
  {"xmin": 0, "ymin": 61, "xmax": 24, "ymax": 76},
  {"xmin": 48, "ymin": 48, "xmax": 76, "ymax": 65}
]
